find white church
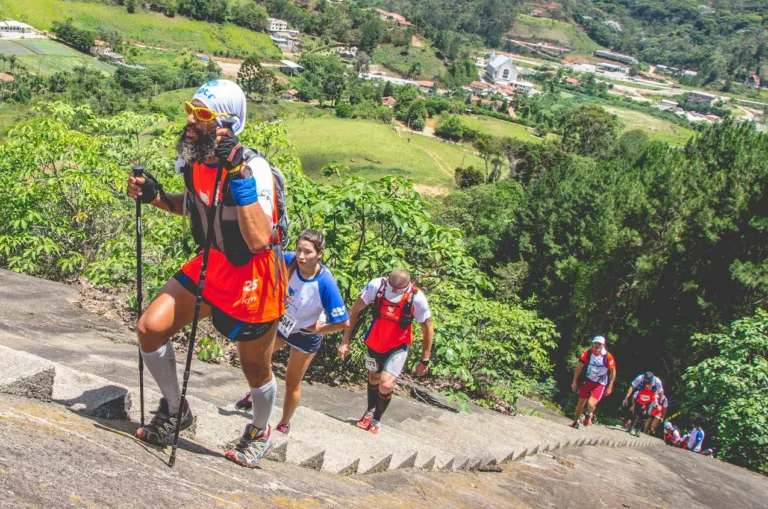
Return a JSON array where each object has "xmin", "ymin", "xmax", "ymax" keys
[{"xmin": 485, "ymin": 52, "xmax": 518, "ymax": 85}]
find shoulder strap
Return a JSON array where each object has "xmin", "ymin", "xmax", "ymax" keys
[{"xmin": 374, "ymin": 279, "xmax": 387, "ymax": 308}]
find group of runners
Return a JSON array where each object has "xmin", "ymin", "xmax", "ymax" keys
[
  {"xmin": 127, "ymin": 79, "xmax": 708, "ymax": 469},
  {"xmin": 570, "ymin": 336, "xmax": 708, "ymax": 453},
  {"xmin": 126, "ymin": 80, "xmax": 433, "ymax": 468}
]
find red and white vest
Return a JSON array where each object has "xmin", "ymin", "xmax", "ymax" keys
[{"xmin": 364, "ymin": 282, "xmax": 418, "ymax": 354}]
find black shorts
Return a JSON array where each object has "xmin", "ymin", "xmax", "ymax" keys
[{"xmin": 173, "ymin": 271, "xmax": 277, "ymax": 342}]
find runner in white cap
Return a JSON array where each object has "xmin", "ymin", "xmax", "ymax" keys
[{"xmin": 570, "ymin": 335, "xmax": 616, "ymax": 429}]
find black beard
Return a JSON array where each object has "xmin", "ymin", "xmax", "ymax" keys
[{"xmin": 176, "ymin": 126, "xmax": 217, "ymax": 165}]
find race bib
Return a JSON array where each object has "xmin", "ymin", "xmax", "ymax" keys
[
  {"xmin": 278, "ymin": 313, "xmax": 298, "ymax": 337},
  {"xmin": 365, "ymin": 355, "xmax": 378, "ymax": 371}
]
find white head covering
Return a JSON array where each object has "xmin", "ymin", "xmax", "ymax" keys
[{"xmin": 192, "ymin": 79, "xmax": 247, "ymax": 135}]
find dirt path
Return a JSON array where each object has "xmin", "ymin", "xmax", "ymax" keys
[{"xmin": 411, "ymin": 35, "xmax": 423, "ymax": 47}]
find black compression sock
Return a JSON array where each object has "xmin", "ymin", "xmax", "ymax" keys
[
  {"xmin": 373, "ymin": 390, "xmax": 392, "ymax": 421},
  {"xmin": 367, "ymin": 383, "xmax": 379, "ymax": 412}
]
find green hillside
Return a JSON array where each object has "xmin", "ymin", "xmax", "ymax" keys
[
  {"xmin": 511, "ymin": 14, "xmax": 602, "ymax": 53},
  {"xmin": 0, "ymin": 0, "xmax": 281, "ymax": 58},
  {"xmin": 284, "ymin": 116, "xmax": 481, "ymax": 187},
  {"xmin": 372, "ymin": 43, "xmax": 447, "ymax": 81}
]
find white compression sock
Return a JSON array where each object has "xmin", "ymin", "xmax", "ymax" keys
[
  {"xmin": 140, "ymin": 342, "xmax": 182, "ymax": 414},
  {"xmin": 251, "ymin": 375, "xmax": 277, "ymax": 431}
]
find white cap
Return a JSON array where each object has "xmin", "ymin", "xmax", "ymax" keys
[{"xmin": 592, "ymin": 335, "xmax": 606, "ymax": 345}]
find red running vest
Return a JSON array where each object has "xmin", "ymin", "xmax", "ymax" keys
[{"xmin": 364, "ymin": 285, "xmax": 418, "ymax": 354}]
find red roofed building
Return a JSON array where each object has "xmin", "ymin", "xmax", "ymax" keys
[
  {"xmin": 469, "ymin": 80, "xmax": 493, "ymax": 95},
  {"xmin": 565, "ymin": 77, "xmax": 580, "ymax": 86},
  {"xmin": 745, "ymin": 74, "xmax": 760, "ymax": 89},
  {"xmin": 375, "ymin": 8, "xmax": 413, "ymax": 27},
  {"xmin": 382, "ymin": 96, "xmax": 397, "ymax": 108}
]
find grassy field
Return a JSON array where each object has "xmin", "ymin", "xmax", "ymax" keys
[
  {"xmin": 604, "ymin": 106, "xmax": 696, "ymax": 145},
  {"xmin": 372, "ymin": 43, "xmax": 447, "ymax": 80},
  {"xmin": 0, "ymin": 39, "xmax": 115, "ymax": 75},
  {"xmin": 440, "ymin": 114, "xmax": 547, "ymax": 143},
  {"xmin": 0, "ymin": 0, "xmax": 282, "ymax": 58},
  {"xmin": 148, "ymin": 96, "xmax": 475, "ymax": 188},
  {"xmin": 511, "ymin": 14, "xmax": 602, "ymax": 53},
  {"xmin": 283, "ymin": 116, "xmax": 482, "ymax": 187}
]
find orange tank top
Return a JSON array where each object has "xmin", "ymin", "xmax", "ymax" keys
[{"xmin": 180, "ymin": 161, "xmax": 285, "ymax": 323}]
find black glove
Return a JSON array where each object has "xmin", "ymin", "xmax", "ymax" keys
[
  {"xmin": 138, "ymin": 170, "xmax": 175, "ymax": 211},
  {"xmin": 138, "ymin": 170, "xmax": 161, "ymax": 204},
  {"xmin": 214, "ymin": 128, "xmax": 244, "ymax": 172}
]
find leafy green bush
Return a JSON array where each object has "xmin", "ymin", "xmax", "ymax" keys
[{"xmin": 682, "ymin": 310, "xmax": 768, "ymax": 474}]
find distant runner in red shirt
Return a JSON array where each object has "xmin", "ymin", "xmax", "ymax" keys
[
  {"xmin": 570, "ymin": 336, "xmax": 616, "ymax": 429},
  {"xmin": 338, "ymin": 270, "xmax": 434, "ymax": 435}
]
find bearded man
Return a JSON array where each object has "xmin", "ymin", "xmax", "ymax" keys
[{"xmin": 126, "ymin": 80, "xmax": 285, "ymax": 468}]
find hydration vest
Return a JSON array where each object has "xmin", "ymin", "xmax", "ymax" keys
[
  {"xmin": 181, "ymin": 147, "xmax": 289, "ymax": 296},
  {"xmin": 364, "ymin": 279, "xmax": 419, "ymax": 353},
  {"xmin": 635, "ymin": 388, "xmax": 656, "ymax": 406},
  {"xmin": 581, "ymin": 349, "xmax": 611, "ymax": 385}
]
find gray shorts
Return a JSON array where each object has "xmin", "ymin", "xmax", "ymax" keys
[{"xmin": 365, "ymin": 345, "xmax": 409, "ymax": 377}]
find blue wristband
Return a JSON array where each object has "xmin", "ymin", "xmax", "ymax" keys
[{"xmin": 230, "ymin": 177, "xmax": 258, "ymax": 206}]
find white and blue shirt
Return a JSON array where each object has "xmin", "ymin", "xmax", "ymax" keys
[
  {"xmin": 685, "ymin": 427, "xmax": 706, "ymax": 452},
  {"xmin": 282, "ymin": 253, "xmax": 348, "ymax": 336}
]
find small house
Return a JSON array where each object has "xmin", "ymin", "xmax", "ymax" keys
[
  {"xmin": 270, "ymin": 35, "xmax": 295, "ymax": 52},
  {"xmin": 336, "ymin": 46, "xmax": 358, "ymax": 59},
  {"xmin": 266, "ymin": 18, "xmax": 288, "ymax": 33},
  {"xmin": 468, "ymin": 80, "xmax": 493, "ymax": 96},
  {"xmin": 596, "ymin": 62, "xmax": 629, "ymax": 74},
  {"xmin": 687, "ymin": 90, "xmax": 717, "ymax": 106},
  {"xmin": 0, "ymin": 20, "xmax": 34, "ymax": 37},
  {"xmin": 529, "ymin": 10, "xmax": 544, "ymax": 17},
  {"xmin": 745, "ymin": 75, "xmax": 760, "ymax": 89},
  {"xmin": 280, "ymin": 59, "xmax": 304, "ymax": 76},
  {"xmin": 565, "ymin": 77, "xmax": 580, "ymax": 87},
  {"xmin": 282, "ymin": 89, "xmax": 298, "ymax": 101},
  {"xmin": 381, "ymin": 96, "xmax": 397, "ymax": 108},
  {"xmin": 414, "ymin": 80, "xmax": 435, "ymax": 93},
  {"xmin": 375, "ymin": 8, "xmax": 412, "ymax": 27}
]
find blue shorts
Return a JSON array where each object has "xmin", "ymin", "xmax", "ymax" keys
[{"xmin": 279, "ymin": 330, "xmax": 323, "ymax": 354}]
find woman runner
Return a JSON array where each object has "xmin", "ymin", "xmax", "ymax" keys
[{"xmin": 235, "ymin": 229, "xmax": 349, "ymax": 433}]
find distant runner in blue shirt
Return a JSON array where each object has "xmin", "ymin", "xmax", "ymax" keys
[
  {"xmin": 682, "ymin": 417, "xmax": 706, "ymax": 453},
  {"xmin": 235, "ymin": 229, "xmax": 349, "ymax": 434}
]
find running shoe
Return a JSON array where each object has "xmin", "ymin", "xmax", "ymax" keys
[
  {"xmin": 631, "ymin": 429, "xmax": 639, "ymax": 437},
  {"xmin": 570, "ymin": 420, "xmax": 581, "ymax": 429},
  {"xmin": 135, "ymin": 398, "xmax": 193, "ymax": 445},
  {"xmin": 583, "ymin": 413, "xmax": 593, "ymax": 426},
  {"xmin": 356, "ymin": 410, "xmax": 374, "ymax": 430},
  {"xmin": 224, "ymin": 424, "xmax": 272, "ymax": 468},
  {"xmin": 276, "ymin": 422, "xmax": 291, "ymax": 435},
  {"xmin": 368, "ymin": 419, "xmax": 381, "ymax": 435},
  {"xmin": 235, "ymin": 392, "xmax": 252, "ymax": 411},
  {"xmin": 625, "ymin": 420, "xmax": 632, "ymax": 428}
]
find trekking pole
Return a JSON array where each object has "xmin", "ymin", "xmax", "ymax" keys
[
  {"xmin": 132, "ymin": 164, "xmax": 146, "ymax": 428},
  {"xmin": 168, "ymin": 118, "xmax": 235, "ymax": 468}
]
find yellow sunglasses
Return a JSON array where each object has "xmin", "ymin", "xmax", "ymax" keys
[{"xmin": 184, "ymin": 101, "xmax": 231, "ymax": 122}]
